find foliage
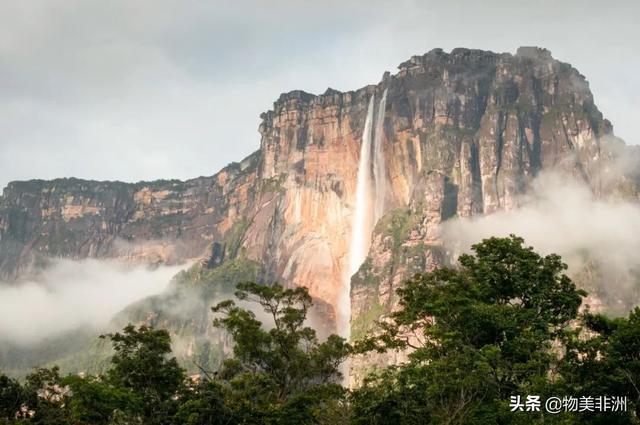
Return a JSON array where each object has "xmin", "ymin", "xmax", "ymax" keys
[
  {"xmin": 172, "ymin": 380, "xmax": 232, "ymax": 425},
  {"xmin": 1, "ymin": 326, "xmax": 187, "ymax": 425},
  {"xmin": 3, "ymin": 236, "xmax": 640, "ymax": 424},
  {"xmin": 0, "ymin": 373, "xmax": 24, "ymax": 422},
  {"xmin": 61, "ymin": 375, "xmax": 137, "ymax": 425},
  {"xmin": 101, "ymin": 325, "xmax": 186, "ymax": 424},
  {"xmin": 351, "ymin": 235, "xmax": 590, "ymax": 424},
  {"xmin": 559, "ymin": 308, "xmax": 640, "ymax": 423},
  {"xmin": 351, "ymin": 301, "xmax": 384, "ymax": 341},
  {"xmin": 375, "ymin": 208, "xmax": 415, "ymax": 253},
  {"xmin": 0, "ymin": 367, "xmax": 71, "ymax": 424},
  {"xmin": 211, "ymin": 282, "xmax": 351, "ymax": 423}
]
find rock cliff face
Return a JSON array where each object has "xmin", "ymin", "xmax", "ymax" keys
[
  {"xmin": 1, "ymin": 47, "xmax": 638, "ymax": 379},
  {"xmin": 0, "ymin": 152, "xmax": 260, "ymax": 278}
]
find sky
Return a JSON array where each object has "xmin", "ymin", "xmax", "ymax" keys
[{"xmin": 1, "ymin": 0, "xmax": 638, "ymax": 190}]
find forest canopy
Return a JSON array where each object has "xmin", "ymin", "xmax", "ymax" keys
[{"xmin": 1, "ymin": 236, "xmax": 639, "ymax": 424}]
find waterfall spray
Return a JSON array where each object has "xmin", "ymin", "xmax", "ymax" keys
[{"xmin": 373, "ymin": 89, "xmax": 388, "ymax": 222}]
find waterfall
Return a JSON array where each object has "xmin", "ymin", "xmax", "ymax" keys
[
  {"xmin": 373, "ymin": 89, "xmax": 388, "ymax": 222},
  {"xmin": 348, "ymin": 94, "xmax": 376, "ymax": 276},
  {"xmin": 340, "ymin": 90, "xmax": 390, "ymax": 338},
  {"xmin": 338, "ymin": 94, "xmax": 375, "ymax": 341},
  {"xmin": 339, "ymin": 90, "xmax": 388, "ymax": 384}
]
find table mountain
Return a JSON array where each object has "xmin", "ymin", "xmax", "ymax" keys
[{"xmin": 1, "ymin": 47, "xmax": 637, "ymax": 380}]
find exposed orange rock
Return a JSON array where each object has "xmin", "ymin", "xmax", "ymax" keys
[{"xmin": 1, "ymin": 48, "xmax": 639, "ymax": 383}]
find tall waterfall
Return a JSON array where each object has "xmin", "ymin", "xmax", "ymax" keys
[
  {"xmin": 373, "ymin": 89, "xmax": 388, "ymax": 222},
  {"xmin": 338, "ymin": 94, "xmax": 375, "ymax": 340},
  {"xmin": 348, "ymin": 96, "xmax": 376, "ymax": 278},
  {"xmin": 339, "ymin": 90, "xmax": 388, "ymax": 343}
]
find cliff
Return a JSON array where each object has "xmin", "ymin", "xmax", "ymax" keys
[{"xmin": 1, "ymin": 47, "xmax": 638, "ymax": 380}]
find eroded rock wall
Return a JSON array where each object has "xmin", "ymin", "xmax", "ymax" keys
[{"xmin": 1, "ymin": 48, "xmax": 637, "ymax": 381}]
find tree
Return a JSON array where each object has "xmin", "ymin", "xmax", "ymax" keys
[
  {"xmin": 172, "ymin": 380, "xmax": 233, "ymax": 425},
  {"xmin": 5, "ymin": 236, "xmax": 639, "ymax": 424},
  {"xmin": 101, "ymin": 325, "xmax": 186, "ymax": 424},
  {"xmin": 15, "ymin": 367, "xmax": 71, "ymax": 425},
  {"xmin": 0, "ymin": 326, "xmax": 186, "ymax": 425},
  {"xmin": 559, "ymin": 308, "xmax": 640, "ymax": 424},
  {"xmin": 352, "ymin": 235, "xmax": 587, "ymax": 424},
  {"xmin": 60, "ymin": 375, "xmax": 137, "ymax": 425},
  {"xmin": 211, "ymin": 282, "xmax": 350, "ymax": 424},
  {"xmin": 0, "ymin": 372, "xmax": 25, "ymax": 423}
]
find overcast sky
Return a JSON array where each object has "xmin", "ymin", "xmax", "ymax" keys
[{"xmin": 0, "ymin": 0, "xmax": 638, "ymax": 190}]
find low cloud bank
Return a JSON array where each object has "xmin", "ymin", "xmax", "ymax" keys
[
  {"xmin": 441, "ymin": 172, "xmax": 640, "ymax": 313},
  {"xmin": 0, "ymin": 259, "xmax": 185, "ymax": 346}
]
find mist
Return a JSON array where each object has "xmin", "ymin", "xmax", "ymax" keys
[
  {"xmin": 0, "ymin": 259, "xmax": 185, "ymax": 346},
  {"xmin": 441, "ymin": 172, "xmax": 640, "ymax": 314}
]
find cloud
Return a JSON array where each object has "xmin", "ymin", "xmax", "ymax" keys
[
  {"xmin": 0, "ymin": 0, "xmax": 638, "ymax": 190},
  {"xmin": 0, "ymin": 259, "xmax": 185, "ymax": 346},
  {"xmin": 441, "ymin": 172, "xmax": 640, "ymax": 314}
]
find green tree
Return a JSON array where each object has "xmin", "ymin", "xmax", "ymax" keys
[
  {"xmin": 0, "ymin": 372, "xmax": 24, "ymax": 423},
  {"xmin": 211, "ymin": 282, "xmax": 350, "ymax": 424},
  {"xmin": 20, "ymin": 367, "xmax": 71, "ymax": 425},
  {"xmin": 172, "ymin": 380, "xmax": 232, "ymax": 425},
  {"xmin": 352, "ymin": 235, "xmax": 586, "ymax": 424},
  {"xmin": 60, "ymin": 375, "xmax": 137, "ymax": 425},
  {"xmin": 559, "ymin": 308, "xmax": 640, "ymax": 424},
  {"xmin": 102, "ymin": 324, "xmax": 186, "ymax": 424}
]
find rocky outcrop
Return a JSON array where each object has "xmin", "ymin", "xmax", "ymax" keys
[
  {"xmin": 0, "ymin": 152, "xmax": 261, "ymax": 279},
  {"xmin": 1, "ymin": 47, "xmax": 638, "ymax": 381}
]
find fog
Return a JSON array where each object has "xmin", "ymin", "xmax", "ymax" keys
[
  {"xmin": 0, "ymin": 259, "xmax": 185, "ymax": 346},
  {"xmin": 441, "ymin": 172, "xmax": 640, "ymax": 313}
]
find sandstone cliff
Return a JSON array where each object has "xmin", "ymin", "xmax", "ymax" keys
[{"xmin": 1, "ymin": 47, "xmax": 638, "ymax": 379}]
